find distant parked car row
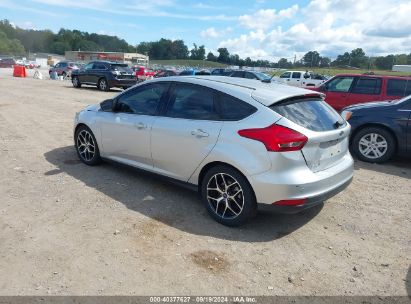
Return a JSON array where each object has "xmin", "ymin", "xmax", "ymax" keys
[{"xmin": 0, "ymin": 58, "xmax": 40, "ymax": 68}]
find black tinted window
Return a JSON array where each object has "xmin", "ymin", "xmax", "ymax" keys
[
  {"xmin": 271, "ymin": 98, "xmax": 345, "ymax": 132},
  {"xmin": 292, "ymin": 72, "xmax": 301, "ymax": 79},
  {"xmin": 387, "ymin": 79, "xmax": 407, "ymax": 96},
  {"xmin": 116, "ymin": 83, "xmax": 168, "ymax": 115},
  {"xmin": 352, "ymin": 78, "xmax": 382, "ymax": 95},
  {"xmin": 245, "ymin": 72, "xmax": 257, "ymax": 79},
  {"xmin": 219, "ymin": 93, "xmax": 256, "ymax": 121},
  {"xmin": 93, "ymin": 63, "xmax": 106, "ymax": 70},
  {"xmin": 231, "ymin": 71, "xmax": 244, "ymax": 78},
  {"xmin": 166, "ymin": 84, "xmax": 218, "ymax": 120}
]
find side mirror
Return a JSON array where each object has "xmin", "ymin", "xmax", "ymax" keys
[{"xmin": 100, "ymin": 99, "xmax": 114, "ymax": 112}]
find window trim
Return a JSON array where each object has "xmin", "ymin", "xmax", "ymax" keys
[{"xmin": 113, "ymin": 82, "xmax": 171, "ymax": 116}]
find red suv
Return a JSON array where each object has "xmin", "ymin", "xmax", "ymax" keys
[
  {"xmin": 133, "ymin": 66, "xmax": 155, "ymax": 82},
  {"xmin": 311, "ymin": 74, "xmax": 411, "ymax": 111}
]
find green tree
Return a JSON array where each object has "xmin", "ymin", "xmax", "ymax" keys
[
  {"xmin": 302, "ymin": 51, "xmax": 320, "ymax": 67},
  {"xmin": 217, "ymin": 47, "xmax": 230, "ymax": 63},
  {"xmin": 206, "ymin": 51, "xmax": 217, "ymax": 61}
]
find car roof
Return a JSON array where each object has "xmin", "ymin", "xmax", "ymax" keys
[
  {"xmin": 151, "ymin": 76, "xmax": 323, "ymax": 106},
  {"xmin": 334, "ymin": 73, "xmax": 411, "ymax": 80}
]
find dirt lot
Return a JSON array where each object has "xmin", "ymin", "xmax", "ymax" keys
[{"xmin": 0, "ymin": 68, "xmax": 410, "ymax": 296}]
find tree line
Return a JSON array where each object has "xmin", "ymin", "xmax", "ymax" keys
[{"xmin": 1, "ymin": 19, "xmax": 410, "ymax": 70}]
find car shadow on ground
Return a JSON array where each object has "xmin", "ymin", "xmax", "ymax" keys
[
  {"xmin": 44, "ymin": 146, "xmax": 323, "ymax": 243},
  {"xmin": 353, "ymin": 157, "xmax": 411, "ymax": 179},
  {"xmin": 64, "ymin": 84, "xmax": 123, "ymax": 93}
]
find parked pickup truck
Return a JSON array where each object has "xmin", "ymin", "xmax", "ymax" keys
[{"xmin": 275, "ymin": 70, "xmax": 328, "ymax": 88}]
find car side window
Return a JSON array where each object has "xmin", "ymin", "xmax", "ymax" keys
[
  {"xmin": 387, "ymin": 79, "xmax": 407, "ymax": 96},
  {"xmin": 165, "ymin": 84, "xmax": 218, "ymax": 120},
  {"xmin": 93, "ymin": 63, "xmax": 106, "ymax": 70},
  {"xmin": 244, "ymin": 72, "xmax": 257, "ymax": 79},
  {"xmin": 231, "ymin": 71, "xmax": 244, "ymax": 78},
  {"xmin": 351, "ymin": 78, "xmax": 382, "ymax": 95},
  {"xmin": 60, "ymin": 62, "xmax": 67, "ymax": 67},
  {"xmin": 280, "ymin": 72, "xmax": 291, "ymax": 78},
  {"xmin": 84, "ymin": 63, "xmax": 94, "ymax": 70},
  {"xmin": 292, "ymin": 72, "xmax": 301, "ymax": 79},
  {"xmin": 116, "ymin": 83, "xmax": 168, "ymax": 115},
  {"xmin": 218, "ymin": 93, "xmax": 257, "ymax": 121},
  {"xmin": 326, "ymin": 77, "xmax": 354, "ymax": 92},
  {"xmin": 55, "ymin": 63, "xmax": 61, "ymax": 68}
]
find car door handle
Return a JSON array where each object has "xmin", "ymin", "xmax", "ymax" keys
[
  {"xmin": 191, "ymin": 129, "xmax": 209, "ymax": 138},
  {"xmin": 135, "ymin": 122, "xmax": 147, "ymax": 129}
]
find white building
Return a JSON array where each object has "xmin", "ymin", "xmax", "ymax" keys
[{"xmin": 392, "ymin": 65, "xmax": 411, "ymax": 72}]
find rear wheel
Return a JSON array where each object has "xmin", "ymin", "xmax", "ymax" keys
[
  {"xmin": 72, "ymin": 76, "xmax": 81, "ymax": 88},
  {"xmin": 75, "ymin": 125, "xmax": 102, "ymax": 166},
  {"xmin": 201, "ymin": 165, "xmax": 257, "ymax": 226},
  {"xmin": 351, "ymin": 127, "xmax": 395, "ymax": 163},
  {"xmin": 98, "ymin": 78, "xmax": 109, "ymax": 91}
]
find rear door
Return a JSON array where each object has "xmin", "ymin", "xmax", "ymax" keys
[
  {"xmin": 271, "ymin": 97, "xmax": 350, "ymax": 172},
  {"xmin": 322, "ymin": 76, "xmax": 355, "ymax": 111},
  {"xmin": 150, "ymin": 83, "xmax": 223, "ymax": 181},
  {"xmin": 90, "ymin": 62, "xmax": 108, "ymax": 84},
  {"xmin": 346, "ymin": 77, "xmax": 383, "ymax": 106}
]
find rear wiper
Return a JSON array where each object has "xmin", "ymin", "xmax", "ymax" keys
[{"xmin": 333, "ymin": 120, "xmax": 344, "ymax": 129}]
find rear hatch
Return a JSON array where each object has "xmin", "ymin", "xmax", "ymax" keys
[
  {"xmin": 269, "ymin": 96, "xmax": 349, "ymax": 172},
  {"xmin": 111, "ymin": 64, "xmax": 134, "ymax": 79}
]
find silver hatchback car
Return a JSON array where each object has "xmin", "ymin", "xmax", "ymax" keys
[{"xmin": 74, "ymin": 76, "xmax": 353, "ymax": 226}]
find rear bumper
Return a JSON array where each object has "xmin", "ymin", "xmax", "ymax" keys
[
  {"xmin": 249, "ymin": 152, "xmax": 354, "ymax": 208},
  {"xmin": 270, "ymin": 176, "xmax": 352, "ymax": 213},
  {"xmin": 108, "ymin": 78, "xmax": 137, "ymax": 88}
]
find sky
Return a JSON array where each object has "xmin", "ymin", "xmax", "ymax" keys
[{"xmin": 0, "ymin": 0, "xmax": 410, "ymax": 61}]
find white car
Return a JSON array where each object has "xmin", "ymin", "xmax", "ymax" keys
[
  {"xmin": 74, "ymin": 76, "xmax": 353, "ymax": 226},
  {"xmin": 275, "ymin": 70, "xmax": 328, "ymax": 88}
]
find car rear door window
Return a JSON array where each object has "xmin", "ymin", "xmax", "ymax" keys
[
  {"xmin": 244, "ymin": 72, "xmax": 257, "ymax": 79},
  {"xmin": 231, "ymin": 71, "xmax": 244, "ymax": 78},
  {"xmin": 116, "ymin": 83, "xmax": 168, "ymax": 115},
  {"xmin": 326, "ymin": 76, "xmax": 354, "ymax": 92},
  {"xmin": 165, "ymin": 84, "xmax": 218, "ymax": 120},
  {"xmin": 93, "ymin": 63, "xmax": 107, "ymax": 70},
  {"xmin": 351, "ymin": 78, "xmax": 382, "ymax": 95},
  {"xmin": 218, "ymin": 93, "xmax": 257, "ymax": 121},
  {"xmin": 387, "ymin": 79, "xmax": 407, "ymax": 96},
  {"xmin": 292, "ymin": 72, "xmax": 301, "ymax": 78}
]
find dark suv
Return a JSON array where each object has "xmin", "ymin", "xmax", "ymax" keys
[
  {"xmin": 0, "ymin": 58, "xmax": 16, "ymax": 68},
  {"xmin": 71, "ymin": 61, "xmax": 137, "ymax": 91}
]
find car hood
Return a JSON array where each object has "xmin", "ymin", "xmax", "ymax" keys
[
  {"xmin": 344, "ymin": 100, "xmax": 396, "ymax": 111},
  {"xmin": 84, "ymin": 104, "xmax": 101, "ymax": 112}
]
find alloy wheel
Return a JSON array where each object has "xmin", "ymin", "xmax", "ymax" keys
[
  {"xmin": 76, "ymin": 129, "xmax": 96, "ymax": 162},
  {"xmin": 358, "ymin": 133, "xmax": 388, "ymax": 159},
  {"xmin": 99, "ymin": 79, "xmax": 107, "ymax": 91},
  {"xmin": 72, "ymin": 77, "xmax": 78, "ymax": 87},
  {"xmin": 206, "ymin": 173, "xmax": 244, "ymax": 219}
]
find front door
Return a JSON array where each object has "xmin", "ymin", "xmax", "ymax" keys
[
  {"xmin": 323, "ymin": 76, "xmax": 356, "ymax": 111},
  {"xmin": 98, "ymin": 82, "xmax": 169, "ymax": 169},
  {"xmin": 151, "ymin": 83, "xmax": 222, "ymax": 181}
]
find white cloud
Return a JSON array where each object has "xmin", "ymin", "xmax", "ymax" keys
[
  {"xmin": 200, "ymin": 27, "xmax": 232, "ymax": 39},
  {"xmin": 239, "ymin": 5, "xmax": 298, "ymax": 30},
  {"xmin": 219, "ymin": 0, "xmax": 411, "ymax": 60}
]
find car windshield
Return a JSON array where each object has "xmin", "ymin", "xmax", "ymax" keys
[{"xmin": 255, "ymin": 72, "xmax": 271, "ymax": 81}]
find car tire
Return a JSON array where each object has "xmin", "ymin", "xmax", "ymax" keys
[
  {"xmin": 98, "ymin": 78, "xmax": 110, "ymax": 91},
  {"xmin": 72, "ymin": 76, "xmax": 81, "ymax": 88},
  {"xmin": 75, "ymin": 125, "xmax": 102, "ymax": 166},
  {"xmin": 201, "ymin": 165, "xmax": 257, "ymax": 226},
  {"xmin": 351, "ymin": 126, "xmax": 395, "ymax": 163}
]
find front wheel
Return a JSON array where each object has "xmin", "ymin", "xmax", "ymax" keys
[
  {"xmin": 75, "ymin": 125, "xmax": 102, "ymax": 166},
  {"xmin": 72, "ymin": 76, "xmax": 81, "ymax": 88},
  {"xmin": 351, "ymin": 127, "xmax": 395, "ymax": 163},
  {"xmin": 201, "ymin": 165, "xmax": 257, "ymax": 226}
]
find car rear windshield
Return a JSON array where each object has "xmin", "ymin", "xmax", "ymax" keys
[
  {"xmin": 270, "ymin": 98, "xmax": 345, "ymax": 131},
  {"xmin": 111, "ymin": 64, "xmax": 132, "ymax": 73}
]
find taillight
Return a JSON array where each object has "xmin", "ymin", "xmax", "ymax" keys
[
  {"xmin": 238, "ymin": 124, "xmax": 308, "ymax": 152},
  {"xmin": 273, "ymin": 198, "xmax": 306, "ymax": 206}
]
